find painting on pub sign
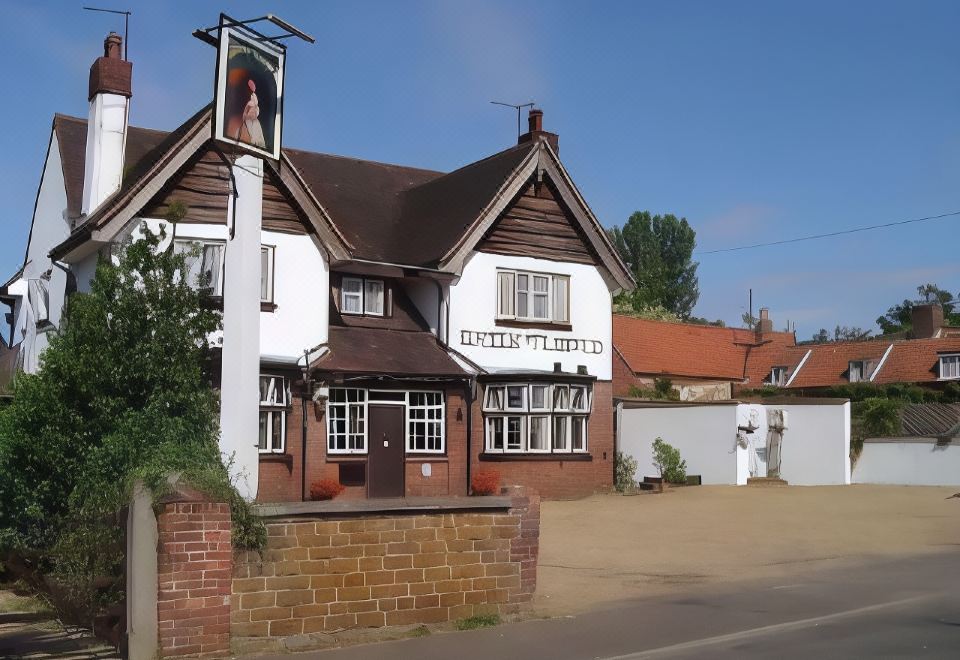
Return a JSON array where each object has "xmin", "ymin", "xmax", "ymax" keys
[{"xmin": 214, "ymin": 25, "xmax": 285, "ymax": 160}]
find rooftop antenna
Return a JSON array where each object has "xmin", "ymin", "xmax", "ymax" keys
[
  {"xmin": 82, "ymin": 6, "xmax": 131, "ymax": 60},
  {"xmin": 490, "ymin": 100, "xmax": 535, "ymax": 138}
]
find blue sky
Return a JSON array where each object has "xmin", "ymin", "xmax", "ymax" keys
[{"xmin": 2, "ymin": 0, "xmax": 958, "ymax": 339}]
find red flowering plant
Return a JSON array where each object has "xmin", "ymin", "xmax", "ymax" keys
[
  {"xmin": 310, "ymin": 478, "xmax": 346, "ymax": 501},
  {"xmin": 471, "ymin": 469, "xmax": 501, "ymax": 496}
]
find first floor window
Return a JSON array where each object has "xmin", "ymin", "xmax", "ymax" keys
[
  {"xmin": 483, "ymin": 381, "xmax": 591, "ymax": 454},
  {"xmin": 407, "ymin": 391, "xmax": 445, "ymax": 453},
  {"xmin": 940, "ymin": 355, "xmax": 960, "ymax": 380},
  {"xmin": 260, "ymin": 245, "xmax": 275, "ymax": 303},
  {"xmin": 340, "ymin": 276, "xmax": 385, "ymax": 316},
  {"xmin": 327, "ymin": 388, "xmax": 367, "ymax": 453},
  {"xmin": 174, "ymin": 239, "xmax": 224, "ymax": 296},
  {"xmin": 258, "ymin": 375, "xmax": 288, "ymax": 453},
  {"xmin": 496, "ymin": 269, "xmax": 570, "ymax": 324}
]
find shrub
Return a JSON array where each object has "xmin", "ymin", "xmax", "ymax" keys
[
  {"xmin": 614, "ymin": 451, "xmax": 638, "ymax": 492},
  {"xmin": 310, "ymin": 478, "xmax": 346, "ymax": 501},
  {"xmin": 471, "ymin": 469, "xmax": 501, "ymax": 496},
  {"xmin": 652, "ymin": 437, "xmax": 687, "ymax": 484}
]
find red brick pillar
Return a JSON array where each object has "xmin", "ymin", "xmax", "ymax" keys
[
  {"xmin": 505, "ymin": 486, "xmax": 540, "ymax": 603},
  {"xmin": 156, "ymin": 492, "xmax": 232, "ymax": 657}
]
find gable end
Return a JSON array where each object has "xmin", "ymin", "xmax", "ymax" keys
[{"xmin": 477, "ymin": 177, "xmax": 599, "ymax": 266}]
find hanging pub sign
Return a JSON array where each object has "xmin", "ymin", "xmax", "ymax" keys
[{"xmin": 213, "ymin": 24, "xmax": 285, "ymax": 160}]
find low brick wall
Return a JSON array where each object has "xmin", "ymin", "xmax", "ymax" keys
[
  {"xmin": 156, "ymin": 499, "xmax": 232, "ymax": 657},
  {"xmin": 231, "ymin": 491, "xmax": 540, "ymax": 638}
]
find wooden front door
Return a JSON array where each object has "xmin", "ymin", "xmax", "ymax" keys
[{"xmin": 368, "ymin": 405, "xmax": 405, "ymax": 498}]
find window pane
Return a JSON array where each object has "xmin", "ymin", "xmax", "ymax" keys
[
  {"xmin": 507, "ymin": 386, "xmax": 525, "ymax": 409},
  {"xmin": 529, "ymin": 416, "xmax": 549, "ymax": 451},
  {"xmin": 553, "ymin": 386, "xmax": 569, "ymax": 410},
  {"xmin": 553, "ymin": 276, "xmax": 569, "ymax": 322},
  {"xmin": 271, "ymin": 411, "xmax": 283, "ymax": 451},
  {"xmin": 571, "ymin": 386, "xmax": 586, "ymax": 411},
  {"xmin": 553, "ymin": 416, "xmax": 568, "ymax": 451},
  {"xmin": 498, "ymin": 271, "xmax": 515, "ymax": 317},
  {"xmin": 260, "ymin": 247, "xmax": 271, "ymax": 301},
  {"xmin": 488, "ymin": 417, "xmax": 504, "ymax": 450},
  {"xmin": 516, "ymin": 274, "xmax": 529, "ymax": 318},
  {"xmin": 485, "ymin": 387, "xmax": 504, "ymax": 410},
  {"xmin": 258, "ymin": 412, "xmax": 268, "ymax": 450},
  {"xmin": 342, "ymin": 293, "xmax": 361, "ymax": 313},
  {"xmin": 343, "ymin": 278, "xmax": 362, "ymax": 293},
  {"xmin": 200, "ymin": 244, "xmax": 222, "ymax": 294},
  {"xmin": 365, "ymin": 280, "xmax": 384, "ymax": 315},
  {"xmin": 531, "ymin": 385, "xmax": 548, "ymax": 410},
  {"xmin": 533, "ymin": 293, "xmax": 549, "ymax": 319},
  {"xmin": 572, "ymin": 418, "xmax": 586, "ymax": 451},
  {"xmin": 507, "ymin": 417, "xmax": 523, "ymax": 450}
]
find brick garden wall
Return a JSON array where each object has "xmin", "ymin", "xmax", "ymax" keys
[
  {"xmin": 471, "ymin": 381, "xmax": 615, "ymax": 499},
  {"xmin": 156, "ymin": 500, "xmax": 232, "ymax": 658},
  {"xmin": 230, "ymin": 492, "xmax": 539, "ymax": 638}
]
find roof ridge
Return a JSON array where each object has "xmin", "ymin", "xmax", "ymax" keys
[{"xmin": 283, "ymin": 146, "xmax": 445, "ymax": 176}]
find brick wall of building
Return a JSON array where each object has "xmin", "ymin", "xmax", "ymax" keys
[
  {"xmin": 257, "ymin": 385, "xmax": 469, "ymax": 503},
  {"xmin": 156, "ymin": 500, "xmax": 232, "ymax": 657},
  {"xmin": 470, "ymin": 381, "xmax": 614, "ymax": 498},
  {"xmin": 231, "ymin": 496, "xmax": 537, "ymax": 638}
]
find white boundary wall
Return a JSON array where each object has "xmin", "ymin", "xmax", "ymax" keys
[
  {"xmin": 854, "ymin": 439, "xmax": 960, "ymax": 486},
  {"xmin": 615, "ymin": 399, "xmax": 851, "ymax": 486}
]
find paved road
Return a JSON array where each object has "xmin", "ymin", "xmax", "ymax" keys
[{"xmin": 260, "ymin": 551, "xmax": 960, "ymax": 660}]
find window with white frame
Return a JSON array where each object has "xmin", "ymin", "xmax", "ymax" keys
[
  {"xmin": 174, "ymin": 239, "xmax": 224, "ymax": 296},
  {"xmin": 849, "ymin": 360, "xmax": 868, "ymax": 383},
  {"xmin": 770, "ymin": 366, "xmax": 788, "ymax": 387},
  {"xmin": 483, "ymin": 382, "xmax": 591, "ymax": 454},
  {"xmin": 327, "ymin": 388, "xmax": 367, "ymax": 453},
  {"xmin": 340, "ymin": 276, "xmax": 385, "ymax": 316},
  {"xmin": 496, "ymin": 269, "xmax": 570, "ymax": 324},
  {"xmin": 940, "ymin": 354, "xmax": 960, "ymax": 380},
  {"xmin": 260, "ymin": 246, "xmax": 275, "ymax": 303},
  {"xmin": 407, "ymin": 391, "xmax": 445, "ymax": 453},
  {"xmin": 258, "ymin": 375, "xmax": 288, "ymax": 453}
]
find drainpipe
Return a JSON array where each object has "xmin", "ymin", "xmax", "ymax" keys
[
  {"xmin": 465, "ymin": 379, "xmax": 473, "ymax": 495},
  {"xmin": 300, "ymin": 349, "xmax": 311, "ymax": 502}
]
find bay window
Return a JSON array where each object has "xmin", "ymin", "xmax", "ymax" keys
[
  {"xmin": 483, "ymin": 382, "xmax": 591, "ymax": 454},
  {"xmin": 496, "ymin": 269, "xmax": 570, "ymax": 324}
]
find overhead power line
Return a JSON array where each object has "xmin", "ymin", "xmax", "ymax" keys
[{"xmin": 696, "ymin": 209, "xmax": 960, "ymax": 256}]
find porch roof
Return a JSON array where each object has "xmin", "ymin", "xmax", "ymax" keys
[{"xmin": 311, "ymin": 326, "xmax": 469, "ymax": 378}]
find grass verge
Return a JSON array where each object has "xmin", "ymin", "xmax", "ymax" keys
[{"xmin": 455, "ymin": 614, "xmax": 501, "ymax": 631}]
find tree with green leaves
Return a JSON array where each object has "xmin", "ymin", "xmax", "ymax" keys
[
  {"xmin": 876, "ymin": 283, "xmax": 959, "ymax": 335},
  {"xmin": 608, "ymin": 211, "xmax": 700, "ymax": 319},
  {"xmin": 0, "ymin": 223, "xmax": 263, "ymax": 620}
]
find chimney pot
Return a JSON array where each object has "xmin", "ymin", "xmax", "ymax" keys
[
  {"xmin": 577, "ymin": 365, "xmax": 588, "ymax": 375},
  {"xmin": 553, "ymin": 362, "xmax": 562, "ymax": 373},
  {"xmin": 911, "ymin": 303, "xmax": 943, "ymax": 339},
  {"xmin": 757, "ymin": 307, "xmax": 774, "ymax": 334},
  {"xmin": 104, "ymin": 32, "xmax": 123, "ymax": 59},
  {"xmin": 528, "ymin": 108, "xmax": 544, "ymax": 133}
]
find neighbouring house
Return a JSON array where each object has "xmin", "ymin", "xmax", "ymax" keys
[
  {"xmin": 614, "ymin": 305, "xmax": 960, "ymax": 398},
  {"xmin": 853, "ymin": 403, "xmax": 960, "ymax": 486},
  {"xmin": 1, "ymin": 33, "xmax": 633, "ymax": 501},
  {"xmin": 612, "ymin": 308, "xmax": 795, "ymax": 400}
]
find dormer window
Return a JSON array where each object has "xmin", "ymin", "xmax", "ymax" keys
[
  {"xmin": 770, "ymin": 366, "xmax": 788, "ymax": 387},
  {"xmin": 341, "ymin": 276, "xmax": 385, "ymax": 316},
  {"xmin": 496, "ymin": 269, "xmax": 569, "ymax": 324},
  {"xmin": 939, "ymin": 354, "xmax": 960, "ymax": 380},
  {"xmin": 848, "ymin": 360, "xmax": 871, "ymax": 383}
]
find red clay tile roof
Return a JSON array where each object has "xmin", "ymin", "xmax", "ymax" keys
[
  {"xmin": 612, "ymin": 315, "xmax": 796, "ymax": 381},
  {"xmin": 782, "ymin": 340, "xmax": 892, "ymax": 388},
  {"xmin": 873, "ymin": 337, "xmax": 960, "ymax": 384}
]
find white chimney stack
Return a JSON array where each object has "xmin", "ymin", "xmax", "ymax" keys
[{"xmin": 81, "ymin": 32, "xmax": 132, "ymax": 216}]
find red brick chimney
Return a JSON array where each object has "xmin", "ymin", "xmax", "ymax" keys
[
  {"xmin": 518, "ymin": 108, "xmax": 559, "ymax": 154},
  {"xmin": 88, "ymin": 32, "xmax": 131, "ymax": 100},
  {"xmin": 757, "ymin": 307, "xmax": 774, "ymax": 335},
  {"xmin": 911, "ymin": 303, "xmax": 943, "ymax": 339}
]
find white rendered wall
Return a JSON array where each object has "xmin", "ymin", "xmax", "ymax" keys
[
  {"xmin": 12, "ymin": 132, "xmax": 71, "ymax": 372},
  {"xmin": 775, "ymin": 402, "xmax": 851, "ymax": 485},
  {"xmin": 82, "ymin": 92, "xmax": 128, "ymax": 215},
  {"xmin": 448, "ymin": 252, "xmax": 612, "ymax": 379},
  {"xmin": 854, "ymin": 440, "xmax": 960, "ymax": 486},
  {"xmin": 260, "ymin": 230, "xmax": 328, "ymax": 361},
  {"xmin": 404, "ymin": 278, "xmax": 441, "ymax": 338},
  {"xmin": 616, "ymin": 404, "xmax": 742, "ymax": 484}
]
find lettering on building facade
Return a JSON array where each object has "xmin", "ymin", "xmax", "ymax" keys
[{"xmin": 460, "ymin": 330, "xmax": 603, "ymax": 355}]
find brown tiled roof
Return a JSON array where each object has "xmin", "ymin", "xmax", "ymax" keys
[
  {"xmin": 312, "ymin": 326, "xmax": 467, "ymax": 377},
  {"xmin": 54, "ymin": 112, "xmax": 538, "ymax": 268},
  {"xmin": 54, "ymin": 113, "xmax": 172, "ymax": 219},
  {"xmin": 612, "ymin": 315, "xmax": 795, "ymax": 381}
]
